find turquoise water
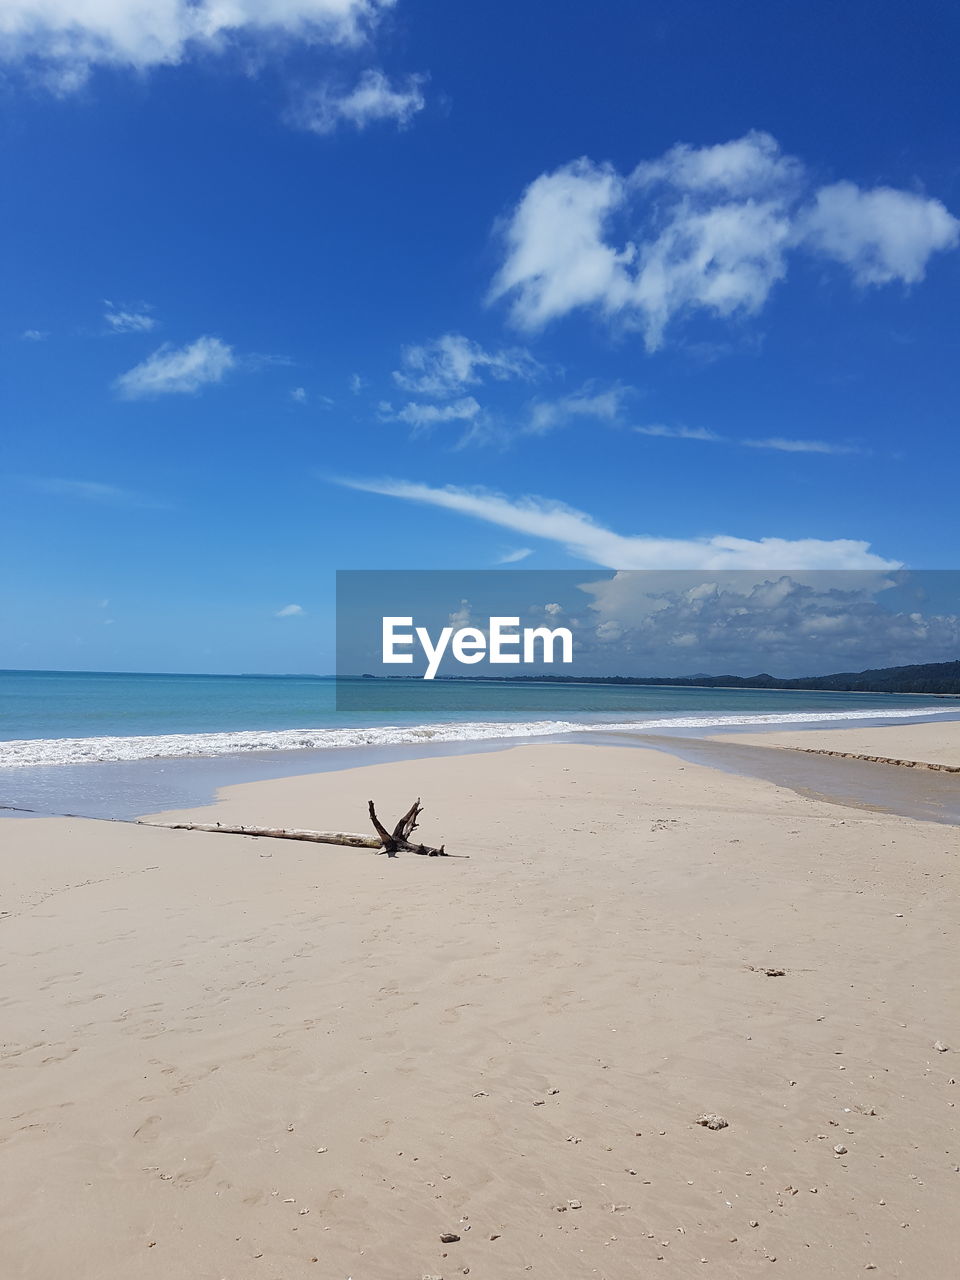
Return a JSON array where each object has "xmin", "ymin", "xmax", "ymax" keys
[
  {"xmin": 0, "ymin": 668, "xmax": 956, "ymax": 768},
  {"xmin": 1, "ymin": 669, "xmax": 958, "ymax": 822}
]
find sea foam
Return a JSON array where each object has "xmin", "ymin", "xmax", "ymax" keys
[{"xmin": 0, "ymin": 706, "xmax": 955, "ymax": 769}]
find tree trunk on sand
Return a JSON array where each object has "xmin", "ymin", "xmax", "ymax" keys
[{"xmin": 139, "ymin": 797, "xmax": 447, "ymax": 857}]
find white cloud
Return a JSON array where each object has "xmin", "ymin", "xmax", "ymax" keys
[
  {"xmin": 275, "ymin": 603, "xmax": 304, "ymax": 617},
  {"xmin": 633, "ymin": 132, "xmax": 803, "ymax": 196},
  {"xmin": 799, "ymin": 181, "xmax": 959, "ymax": 285},
  {"xmin": 527, "ymin": 385, "xmax": 627, "ymax": 434},
  {"xmin": 577, "ymin": 572, "xmax": 960, "ymax": 676},
  {"xmin": 104, "ymin": 302, "xmax": 155, "ymax": 333},
  {"xmin": 491, "ymin": 158, "xmax": 630, "ymax": 331},
  {"xmin": 393, "ymin": 333, "xmax": 540, "ymax": 397},
  {"xmin": 113, "ymin": 335, "xmax": 235, "ymax": 398},
  {"xmin": 22, "ymin": 327, "xmax": 48, "ymax": 340},
  {"xmin": 743, "ymin": 437, "xmax": 865, "ymax": 456},
  {"xmin": 350, "ymin": 373, "xmax": 365, "ymax": 393},
  {"xmin": 490, "ymin": 132, "xmax": 958, "ymax": 350},
  {"xmin": 291, "ymin": 386, "xmax": 307, "ymax": 403},
  {"xmin": 636, "ymin": 424, "xmax": 865, "ymax": 456},
  {"xmin": 448, "ymin": 599, "xmax": 472, "ymax": 627},
  {"xmin": 497, "ymin": 547, "xmax": 533, "ymax": 564},
  {"xmin": 0, "ymin": 1, "xmax": 391, "ymax": 87},
  {"xmin": 293, "ymin": 68, "xmax": 425, "ymax": 135},
  {"xmin": 380, "ymin": 396, "xmax": 482, "ymax": 431},
  {"xmin": 635, "ymin": 424, "xmax": 721, "ymax": 441},
  {"xmin": 338, "ymin": 476, "xmax": 900, "ymax": 570}
]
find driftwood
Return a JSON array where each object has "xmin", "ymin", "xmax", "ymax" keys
[
  {"xmin": 138, "ymin": 797, "xmax": 447, "ymax": 857},
  {"xmin": 137, "ymin": 822, "xmax": 381, "ymax": 847},
  {"xmin": 366, "ymin": 798, "xmax": 446, "ymax": 857}
]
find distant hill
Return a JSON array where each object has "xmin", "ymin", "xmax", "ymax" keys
[
  {"xmin": 434, "ymin": 658, "xmax": 960, "ymax": 695},
  {"xmin": 661, "ymin": 659, "xmax": 960, "ymax": 695}
]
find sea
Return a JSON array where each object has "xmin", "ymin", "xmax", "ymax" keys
[{"xmin": 2, "ymin": 669, "xmax": 958, "ymax": 822}]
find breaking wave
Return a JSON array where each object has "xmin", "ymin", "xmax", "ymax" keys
[{"xmin": 0, "ymin": 705, "xmax": 955, "ymax": 768}]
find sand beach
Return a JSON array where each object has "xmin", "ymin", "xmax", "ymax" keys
[{"xmin": 2, "ymin": 729, "xmax": 959, "ymax": 1278}]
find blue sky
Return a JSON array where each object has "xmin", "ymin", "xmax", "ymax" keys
[{"xmin": 2, "ymin": 0, "xmax": 958, "ymax": 673}]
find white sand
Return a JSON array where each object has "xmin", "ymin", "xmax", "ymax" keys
[
  {"xmin": 2, "ymin": 739, "xmax": 959, "ymax": 1278},
  {"xmin": 713, "ymin": 718, "xmax": 960, "ymax": 769}
]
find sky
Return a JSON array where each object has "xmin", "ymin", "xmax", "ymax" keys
[{"xmin": 1, "ymin": 0, "xmax": 959, "ymax": 674}]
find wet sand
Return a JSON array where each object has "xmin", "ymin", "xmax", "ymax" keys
[{"xmin": 712, "ymin": 720, "xmax": 960, "ymax": 770}]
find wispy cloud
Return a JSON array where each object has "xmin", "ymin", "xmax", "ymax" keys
[
  {"xmin": 497, "ymin": 547, "xmax": 534, "ymax": 564},
  {"xmin": 393, "ymin": 333, "xmax": 540, "ymax": 398},
  {"xmin": 743, "ymin": 437, "xmax": 866, "ymax": 456},
  {"xmin": 635, "ymin": 424, "xmax": 721, "ymax": 441},
  {"xmin": 113, "ymin": 336, "xmax": 235, "ymax": 398},
  {"xmin": 0, "ymin": 1, "xmax": 392, "ymax": 90},
  {"xmin": 22, "ymin": 328, "xmax": 48, "ymax": 341},
  {"xmin": 635, "ymin": 424, "xmax": 865, "ymax": 456},
  {"xmin": 22, "ymin": 476, "xmax": 164, "ymax": 508},
  {"xmin": 291, "ymin": 386, "xmax": 308, "ymax": 403},
  {"xmin": 527, "ymin": 385, "xmax": 628, "ymax": 434},
  {"xmin": 379, "ymin": 397, "xmax": 482, "ymax": 432},
  {"xmin": 293, "ymin": 69, "xmax": 426, "ymax": 135},
  {"xmin": 275, "ymin": 603, "xmax": 305, "ymax": 617},
  {"xmin": 337, "ymin": 477, "xmax": 900, "ymax": 570},
  {"xmin": 490, "ymin": 131, "xmax": 959, "ymax": 350},
  {"xmin": 104, "ymin": 301, "xmax": 155, "ymax": 334}
]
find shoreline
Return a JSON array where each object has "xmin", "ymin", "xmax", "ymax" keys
[
  {"xmin": 4, "ymin": 713, "xmax": 960, "ymax": 828},
  {"xmin": 2, "ymin": 736, "xmax": 959, "ymax": 1277},
  {"xmin": 711, "ymin": 719, "xmax": 960, "ymax": 772}
]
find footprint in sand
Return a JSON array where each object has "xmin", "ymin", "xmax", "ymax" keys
[
  {"xmin": 174, "ymin": 1157, "xmax": 216, "ymax": 1186},
  {"xmin": 40, "ymin": 1044, "xmax": 79, "ymax": 1065},
  {"xmin": 440, "ymin": 1002, "xmax": 475, "ymax": 1025},
  {"xmin": 133, "ymin": 1114, "xmax": 163, "ymax": 1143}
]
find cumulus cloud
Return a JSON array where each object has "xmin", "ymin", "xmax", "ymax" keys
[
  {"xmin": 104, "ymin": 302, "xmax": 155, "ymax": 333},
  {"xmin": 393, "ymin": 333, "xmax": 540, "ymax": 398},
  {"xmin": 113, "ymin": 335, "xmax": 235, "ymax": 398},
  {"xmin": 338, "ymin": 476, "xmax": 900, "ymax": 570},
  {"xmin": 0, "ymin": 1, "xmax": 391, "ymax": 88},
  {"xmin": 527, "ymin": 384, "xmax": 627, "ymax": 434},
  {"xmin": 293, "ymin": 68, "xmax": 425, "ymax": 134},
  {"xmin": 575, "ymin": 571, "xmax": 960, "ymax": 676},
  {"xmin": 275, "ymin": 603, "xmax": 304, "ymax": 617},
  {"xmin": 800, "ymin": 182, "xmax": 960, "ymax": 285},
  {"xmin": 490, "ymin": 131, "xmax": 959, "ymax": 350}
]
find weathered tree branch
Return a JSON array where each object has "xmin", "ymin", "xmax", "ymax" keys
[
  {"xmin": 138, "ymin": 798, "xmax": 448, "ymax": 857},
  {"xmin": 137, "ymin": 821, "xmax": 381, "ymax": 847},
  {"xmin": 369, "ymin": 798, "xmax": 445, "ymax": 856}
]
